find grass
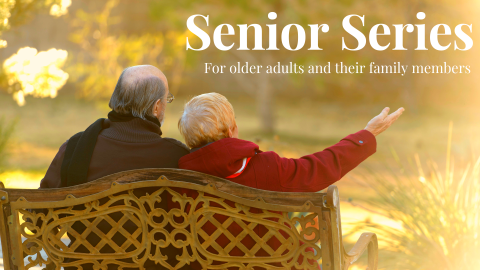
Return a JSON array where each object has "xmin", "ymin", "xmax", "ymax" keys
[
  {"xmin": 349, "ymin": 123, "xmax": 480, "ymax": 270},
  {"xmin": 0, "ymin": 116, "xmax": 15, "ymax": 170},
  {"xmin": 0, "ymin": 170, "xmax": 46, "ymax": 189},
  {"xmin": 1, "ymin": 90, "xmax": 478, "ymax": 171}
]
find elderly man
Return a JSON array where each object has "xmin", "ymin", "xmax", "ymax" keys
[
  {"xmin": 40, "ymin": 65, "xmax": 191, "ymax": 270},
  {"xmin": 40, "ymin": 65, "xmax": 189, "ymax": 188}
]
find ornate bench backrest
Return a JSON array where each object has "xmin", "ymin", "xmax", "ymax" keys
[{"xmin": 0, "ymin": 169, "xmax": 342, "ymax": 270}]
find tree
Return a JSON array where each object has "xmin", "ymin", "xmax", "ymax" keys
[
  {"xmin": 149, "ymin": 0, "xmax": 476, "ymax": 131},
  {"xmin": 0, "ymin": 0, "xmax": 71, "ymax": 105},
  {"xmin": 67, "ymin": 0, "xmax": 188, "ymax": 101},
  {"xmin": 149, "ymin": 0, "xmax": 346, "ymax": 134}
]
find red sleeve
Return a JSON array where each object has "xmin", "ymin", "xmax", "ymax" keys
[
  {"xmin": 266, "ymin": 130, "xmax": 376, "ymax": 192},
  {"xmin": 39, "ymin": 141, "xmax": 68, "ymax": 189}
]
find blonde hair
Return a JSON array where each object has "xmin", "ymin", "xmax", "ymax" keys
[{"xmin": 178, "ymin": 93, "xmax": 236, "ymax": 149}]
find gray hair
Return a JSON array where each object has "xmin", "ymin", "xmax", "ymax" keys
[{"xmin": 109, "ymin": 69, "xmax": 166, "ymax": 119}]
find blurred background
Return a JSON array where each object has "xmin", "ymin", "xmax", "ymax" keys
[{"xmin": 0, "ymin": 0, "xmax": 478, "ymax": 269}]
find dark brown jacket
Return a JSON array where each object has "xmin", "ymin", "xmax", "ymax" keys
[
  {"xmin": 39, "ymin": 118, "xmax": 191, "ymax": 270},
  {"xmin": 40, "ymin": 118, "xmax": 189, "ymax": 188}
]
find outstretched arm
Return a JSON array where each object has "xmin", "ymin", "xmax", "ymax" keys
[{"xmin": 264, "ymin": 107, "xmax": 404, "ymax": 192}]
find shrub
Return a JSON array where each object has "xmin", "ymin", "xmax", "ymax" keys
[{"xmin": 355, "ymin": 123, "xmax": 479, "ymax": 270}]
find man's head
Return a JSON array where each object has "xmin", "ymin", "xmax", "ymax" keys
[
  {"xmin": 178, "ymin": 93, "xmax": 238, "ymax": 149},
  {"xmin": 109, "ymin": 65, "xmax": 169, "ymax": 123}
]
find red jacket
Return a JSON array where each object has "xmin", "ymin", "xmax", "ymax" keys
[
  {"xmin": 179, "ymin": 129, "xmax": 376, "ymax": 192},
  {"xmin": 178, "ymin": 130, "xmax": 376, "ymax": 269}
]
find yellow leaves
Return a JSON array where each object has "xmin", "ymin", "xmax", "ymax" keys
[
  {"xmin": 0, "ymin": 1, "xmax": 72, "ymax": 105},
  {"xmin": 69, "ymin": 31, "xmax": 169, "ymax": 99},
  {"xmin": 3, "ymin": 47, "xmax": 69, "ymax": 106},
  {"xmin": 49, "ymin": 0, "xmax": 71, "ymax": 17},
  {"xmin": 0, "ymin": 0, "xmax": 15, "ymax": 32},
  {"xmin": 0, "ymin": 0, "xmax": 15, "ymax": 19},
  {"xmin": 67, "ymin": 1, "xmax": 188, "ymax": 99},
  {"xmin": 170, "ymin": 30, "xmax": 194, "ymax": 50}
]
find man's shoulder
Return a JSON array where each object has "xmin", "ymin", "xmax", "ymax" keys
[{"xmin": 161, "ymin": 137, "xmax": 190, "ymax": 153}]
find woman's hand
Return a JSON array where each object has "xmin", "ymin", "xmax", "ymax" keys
[{"xmin": 365, "ymin": 107, "xmax": 404, "ymax": 136}]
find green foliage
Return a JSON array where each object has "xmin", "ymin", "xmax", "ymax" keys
[
  {"xmin": 0, "ymin": 117, "xmax": 15, "ymax": 169},
  {"xmin": 354, "ymin": 124, "xmax": 480, "ymax": 270}
]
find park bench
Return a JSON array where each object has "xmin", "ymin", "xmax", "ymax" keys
[{"xmin": 0, "ymin": 169, "xmax": 378, "ymax": 270}]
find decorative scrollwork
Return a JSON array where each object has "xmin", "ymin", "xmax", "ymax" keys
[{"xmin": 15, "ymin": 185, "xmax": 322, "ymax": 270}]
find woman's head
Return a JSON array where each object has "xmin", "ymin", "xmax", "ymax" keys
[{"xmin": 178, "ymin": 93, "xmax": 237, "ymax": 149}]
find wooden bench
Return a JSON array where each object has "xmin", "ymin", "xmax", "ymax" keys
[{"xmin": 0, "ymin": 169, "xmax": 378, "ymax": 270}]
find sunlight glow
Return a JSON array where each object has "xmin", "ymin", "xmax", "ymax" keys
[
  {"xmin": 0, "ymin": 170, "xmax": 43, "ymax": 189},
  {"xmin": 419, "ymin": 176, "xmax": 426, "ymax": 183},
  {"xmin": 3, "ymin": 47, "xmax": 69, "ymax": 106}
]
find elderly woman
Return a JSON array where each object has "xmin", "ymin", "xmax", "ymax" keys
[
  {"xmin": 177, "ymin": 93, "xmax": 403, "ymax": 268},
  {"xmin": 178, "ymin": 93, "xmax": 403, "ymax": 191}
]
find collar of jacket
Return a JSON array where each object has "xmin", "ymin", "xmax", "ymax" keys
[
  {"xmin": 190, "ymin": 141, "xmax": 214, "ymax": 153},
  {"xmin": 100, "ymin": 118, "xmax": 163, "ymax": 143}
]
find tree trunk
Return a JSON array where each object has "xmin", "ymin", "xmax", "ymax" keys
[{"xmin": 257, "ymin": 73, "xmax": 275, "ymax": 134}]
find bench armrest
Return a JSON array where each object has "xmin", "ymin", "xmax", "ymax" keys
[{"xmin": 344, "ymin": 232, "xmax": 378, "ymax": 270}]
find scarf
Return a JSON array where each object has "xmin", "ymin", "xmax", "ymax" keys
[{"xmin": 107, "ymin": 110, "xmax": 161, "ymax": 127}]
